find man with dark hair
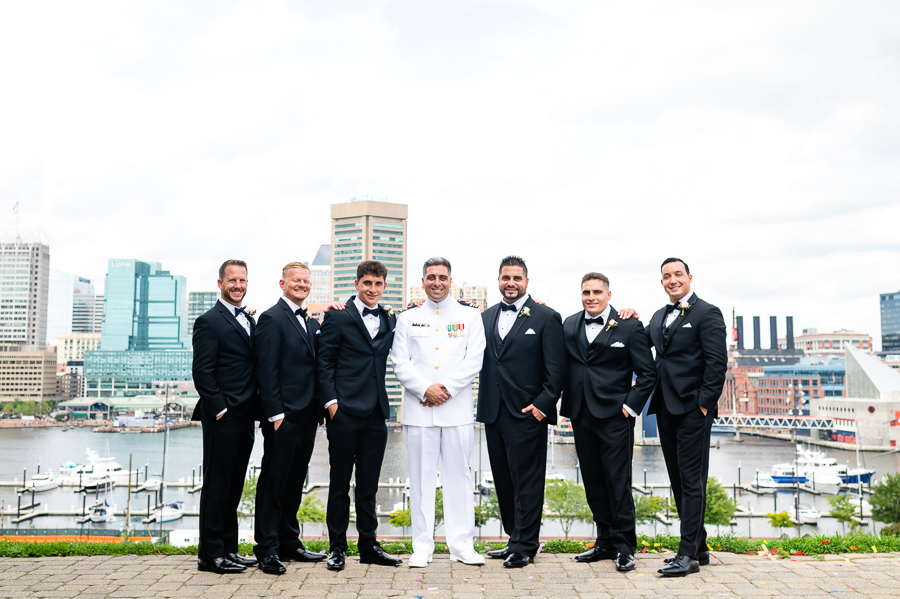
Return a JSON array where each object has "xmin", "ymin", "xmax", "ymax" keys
[
  {"xmin": 561, "ymin": 273, "xmax": 657, "ymax": 572},
  {"xmin": 318, "ymin": 259, "xmax": 402, "ymax": 571},
  {"xmin": 252, "ymin": 262, "xmax": 327, "ymax": 574},
  {"xmin": 191, "ymin": 260, "xmax": 259, "ymax": 574},
  {"xmin": 648, "ymin": 258, "xmax": 727, "ymax": 577},
  {"xmin": 478, "ymin": 256, "xmax": 565, "ymax": 568}
]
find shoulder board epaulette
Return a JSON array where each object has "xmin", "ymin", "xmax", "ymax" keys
[{"xmin": 457, "ymin": 299, "xmax": 471, "ymax": 306}]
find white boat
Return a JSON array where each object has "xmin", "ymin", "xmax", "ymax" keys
[
  {"xmin": 478, "ymin": 472, "xmax": 495, "ymax": 495},
  {"xmin": 155, "ymin": 501, "xmax": 184, "ymax": 523},
  {"xmin": 82, "ymin": 474, "xmax": 115, "ymax": 492},
  {"xmin": 25, "ymin": 471, "xmax": 59, "ymax": 492},
  {"xmin": 142, "ymin": 474, "xmax": 162, "ymax": 491},
  {"xmin": 59, "ymin": 449, "xmax": 140, "ymax": 484},
  {"xmin": 796, "ymin": 503, "xmax": 821, "ymax": 525},
  {"xmin": 89, "ymin": 500, "xmax": 117, "ymax": 523},
  {"xmin": 752, "ymin": 472, "xmax": 778, "ymax": 491}
]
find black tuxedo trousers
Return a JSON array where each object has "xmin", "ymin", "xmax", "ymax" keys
[
  {"xmin": 485, "ymin": 401, "xmax": 548, "ymax": 557},
  {"xmin": 655, "ymin": 402, "xmax": 714, "ymax": 559},
  {"xmin": 197, "ymin": 409, "xmax": 255, "ymax": 561},
  {"xmin": 572, "ymin": 409, "xmax": 637, "ymax": 554},
  {"xmin": 325, "ymin": 408, "xmax": 387, "ymax": 553},
  {"xmin": 253, "ymin": 416, "xmax": 318, "ymax": 557}
]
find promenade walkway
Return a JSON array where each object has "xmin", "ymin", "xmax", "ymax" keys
[{"xmin": 1, "ymin": 551, "xmax": 898, "ymax": 598}]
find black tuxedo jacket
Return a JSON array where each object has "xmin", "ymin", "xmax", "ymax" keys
[
  {"xmin": 316, "ymin": 296, "xmax": 396, "ymax": 419},
  {"xmin": 476, "ymin": 297, "xmax": 565, "ymax": 424},
  {"xmin": 191, "ymin": 301, "xmax": 259, "ymax": 420},
  {"xmin": 560, "ymin": 307, "xmax": 658, "ymax": 420},
  {"xmin": 646, "ymin": 294, "xmax": 727, "ymax": 416},
  {"xmin": 254, "ymin": 299, "xmax": 320, "ymax": 423}
]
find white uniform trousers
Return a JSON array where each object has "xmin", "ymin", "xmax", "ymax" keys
[{"xmin": 403, "ymin": 424, "xmax": 475, "ymax": 556}]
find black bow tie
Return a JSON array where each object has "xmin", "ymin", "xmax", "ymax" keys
[
  {"xmin": 234, "ymin": 306, "xmax": 247, "ymax": 318},
  {"xmin": 363, "ymin": 307, "xmax": 380, "ymax": 317},
  {"xmin": 585, "ymin": 316, "xmax": 604, "ymax": 326},
  {"xmin": 500, "ymin": 303, "xmax": 518, "ymax": 312},
  {"xmin": 665, "ymin": 304, "xmax": 679, "ymax": 314},
  {"xmin": 295, "ymin": 308, "xmax": 308, "ymax": 319}
]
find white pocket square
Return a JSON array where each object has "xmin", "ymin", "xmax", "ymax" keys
[
  {"xmin": 315, "ymin": 330, "xmax": 321, "ymax": 334},
  {"xmin": 525, "ymin": 328, "xmax": 536, "ymax": 335},
  {"xmin": 682, "ymin": 323, "xmax": 692, "ymax": 328},
  {"xmin": 611, "ymin": 341, "xmax": 625, "ymax": 348}
]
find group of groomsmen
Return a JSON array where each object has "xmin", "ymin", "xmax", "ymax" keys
[{"xmin": 190, "ymin": 254, "xmax": 726, "ymax": 578}]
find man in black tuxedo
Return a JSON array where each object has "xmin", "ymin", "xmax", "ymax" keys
[
  {"xmin": 561, "ymin": 272, "xmax": 657, "ymax": 573},
  {"xmin": 478, "ymin": 256, "xmax": 565, "ymax": 568},
  {"xmin": 252, "ymin": 262, "xmax": 328, "ymax": 574},
  {"xmin": 647, "ymin": 258, "xmax": 727, "ymax": 577},
  {"xmin": 191, "ymin": 260, "xmax": 260, "ymax": 574},
  {"xmin": 317, "ymin": 260, "xmax": 402, "ymax": 571}
]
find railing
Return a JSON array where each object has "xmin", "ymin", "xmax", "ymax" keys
[{"xmin": 714, "ymin": 414, "xmax": 852, "ymax": 430}]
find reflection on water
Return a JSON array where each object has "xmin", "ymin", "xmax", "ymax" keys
[{"xmin": 1, "ymin": 426, "xmax": 898, "ymax": 539}]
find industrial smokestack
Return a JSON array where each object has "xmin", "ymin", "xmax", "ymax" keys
[
  {"xmin": 786, "ymin": 316, "xmax": 794, "ymax": 350},
  {"xmin": 753, "ymin": 316, "xmax": 761, "ymax": 350},
  {"xmin": 770, "ymin": 316, "xmax": 778, "ymax": 350},
  {"xmin": 736, "ymin": 316, "xmax": 744, "ymax": 350}
]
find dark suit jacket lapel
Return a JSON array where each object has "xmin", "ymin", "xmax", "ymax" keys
[
  {"xmin": 486, "ymin": 305, "xmax": 501, "ymax": 359},
  {"xmin": 374, "ymin": 311, "xmax": 393, "ymax": 351},
  {"xmin": 587, "ymin": 308, "xmax": 617, "ymax": 363},
  {"xmin": 663, "ymin": 295, "xmax": 697, "ymax": 348},
  {"xmin": 279, "ymin": 300, "xmax": 313, "ymax": 356},
  {"xmin": 347, "ymin": 296, "xmax": 375, "ymax": 347},
  {"xmin": 217, "ymin": 302, "xmax": 252, "ymax": 348},
  {"xmin": 498, "ymin": 297, "xmax": 533, "ymax": 358},
  {"xmin": 566, "ymin": 311, "xmax": 588, "ymax": 362}
]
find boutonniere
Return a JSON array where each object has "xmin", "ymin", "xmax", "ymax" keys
[
  {"xmin": 383, "ymin": 305, "xmax": 393, "ymax": 317},
  {"xmin": 677, "ymin": 301, "xmax": 691, "ymax": 316},
  {"xmin": 518, "ymin": 306, "xmax": 531, "ymax": 318},
  {"xmin": 605, "ymin": 318, "xmax": 618, "ymax": 332},
  {"xmin": 245, "ymin": 308, "xmax": 256, "ymax": 320}
]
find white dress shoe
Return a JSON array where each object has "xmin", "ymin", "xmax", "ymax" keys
[
  {"xmin": 408, "ymin": 552, "xmax": 432, "ymax": 568},
  {"xmin": 450, "ymin": 550, "xmax": 485, "ymax": 565}
]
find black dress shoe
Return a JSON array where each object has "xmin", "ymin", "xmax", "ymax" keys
[
  {"xmin": 574, "ymin": 546, "xmax": 618, "ymax": 562},
  {"xmin": 615, "ymin": 553, "xmax": 635, "ymax": 572},
  {"xmin": 503, "ymin": 552, "xmax": 534, "ymax": 568},
  {"xmin": 664, "ymin": 550, "xmax": 709, "ymax": 566},
  {"xmin": 486, "ymin": 546, "xmax": 511, "ymax": 559},
  {"xmin": 359, "ymin": 545, "xmax": 402, "ymax": 566},
  {"xmin": 197, "ymin": 557, "xmax": 246, "ymax": 574},
  {"xmin": 226, "ymin": 552, "xmax": 258, "ymax": 567},
  {"xmin": 658, "ymin": 553, "xmax": 699, "ymax": 577},
  {"xmin": 326, "ymin": 550, "xmax": 345, "ymax": 571},
  {"xmin": 279, "ymin": 547, "xmax": 327, "ymax": 562},
  {"xmin": 257, "ymin": 554, "xmax": 286, "ymax": 575}
]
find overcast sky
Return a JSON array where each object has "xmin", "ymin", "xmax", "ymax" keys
[{"xmin": 2, "ymin": 1, "xmax": 899, "ymax": 349}]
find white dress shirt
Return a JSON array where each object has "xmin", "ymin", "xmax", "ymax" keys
[
  {"xmin": 665, "ymin": 290, "xmax": 695, "ymax": 328},
  {"xmin": 325, "ymin": 298, "xmax": 382, "ymax": 409},
  {"xmin": 214, "ymin": 298, "xmax": 252, "ymax": 418},
  {"xmin": 584, "ymin": 304, "xmax": 612, "ymax": 344},
  {"xmin": 280, "ymin": 296, "xmax": 307, "ymax": 331},
  {"xmin": 497, "ymin": 294, "xmax": 529, "ymax": 340}
]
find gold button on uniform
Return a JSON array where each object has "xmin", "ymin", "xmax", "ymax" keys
[
  {"xmin": 435, "ymin": 346, "xmax": 439, "ymax": 350},
  {"xmin": 435, "ymin": 365, "xmax": 440, "ymax": 369},
  {"xmin": 436, "ymin": 311, "xmax": 440, "ymax": 315}
]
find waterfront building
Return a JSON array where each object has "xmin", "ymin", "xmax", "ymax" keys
[
  {"xmin": 0, "ymin": 230, "xmax": 50, "ymax": 350},
  {"xmin": 100, "ymin": 259, "xmax": 189, "ymax": 351},
  {"xmin": 410, "ymin": 283, "xmax": 488, "ymax": 311},
  {"xmin": 0, "ymin": 344, "xmax": 58, "ymax": 401},
  {"xmin": 755, "ymin": 359, "xmax": 846, "ymax": 417},
  {"xmin": 330, "ymin": 199, "xmax": 408, "ymax": 421},
  {"xmin": 47, "ymin": 270, "xmax": 94, "ymax": 341},
  {"xmin": 59, "ymin": 393, "xmax": 198, "ymax": 420},
  {"xmin": 778, "ymin": 328, "xmax": 872, "ymax": 359},
  {"xmin": 308, "ymin": 244, "xmax": 332, "ymax": 305},
  {"xmin": 187, "ymin": 290, "xmax": 218, "ymax": 336},
  {"xmin": 56, "ymin": 368, "xmax": 81, "ymax": 402},
  {"xmin": 82, "ymin": 349, "xmax": 193, "ymax": 399},
  {"xmin": 880, "ymin": 290, "xmax": 900, "ymax": 358},
  {"xmin": 56, "ymin": 332, "xmax": 101, "ymax": 363}
]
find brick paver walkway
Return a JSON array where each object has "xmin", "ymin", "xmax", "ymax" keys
[{"xmin": 1, "ymin": 551, "xmax": 898, "ymax": 598}]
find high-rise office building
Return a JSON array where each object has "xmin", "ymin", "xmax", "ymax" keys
[
  {"xmin": 57, "ymin": 332, "xmax": 102, "ymax": 363},
  {"xmin": 92, "ymin": 295, "xmax": 104, "ymax": 334},
  {"xmin": 880, "ymin": 291, "xmax": 900, "ymax": 354},
  {"xmin": 100, "ymin": 259, "xmax": 189, "ymax": 351},
  {"xmin": 188, "ymin": 290, "xmax": 219, "ymax": 336},
  {"xmin": 0, "ymin": 230, "xmax": 50, "ymax": 350},
  {"xmin": 330, "ymin": 200, "xmax": 407, "ymax": 307},
  {"xmin": 47, "ymin": 270, "xmax": 94, "ymax": 340},
  {"xmin": 410, "ymin": 283, "xmax": 488, "ymax": 312},
  {"xmin": 308, "ymin": 244, "xmax": 332, "ymax": 305}
]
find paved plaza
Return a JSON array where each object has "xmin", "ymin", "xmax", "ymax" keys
[{"xmin": 1, "ymin": 551, "xmax": 898, "ymax": 598}]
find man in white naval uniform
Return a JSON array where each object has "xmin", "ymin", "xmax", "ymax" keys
[{"xmin": 391, "ymin": 257, "xmax": 486, "ymax": 568}]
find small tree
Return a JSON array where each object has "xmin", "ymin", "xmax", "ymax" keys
[
  {"xmin": 544, "ymin": 478, "xmax": 592, "ymax": 540},
  {"xmin": 434, "ymin": 488, "xmax": 444, "ymax": 534},
  {"xmin": 296, "ymin": 493, "xmax": 326, "ymax": 539},
  {"xmin": 475, "ymin": 492, "xmax": 501, "ymax": 528},
  {"xmin": 827, "ymin": 493, "xmax": 856, "ymax": 535},
  {"xmin": 239, "ymin": 475, "xmax": 258, "ymax": 519},
  {"xmin": 388, "ymin": 504, "xmax": 411, "ymax": 527},
  {"xmin": 634, "ymin": 494, "xmax": 670, "ymax": 536},
  {"xmin": 767, "ymin": 511, "xmax": 795, "ymax": 535},
  {"xmin": 870, "ymin": 473, "xmax": 900, "ymax": 525},
  {"xmin": 388, "ymin": 490, "xmax": 445, "ymax": 534},
  {"xmin": 704, "ymin": 477, "xmax": 737, "ymax": 535}
]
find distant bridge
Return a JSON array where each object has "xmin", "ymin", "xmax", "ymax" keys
[{"xmin": 713, "ymin": 414, "xmax": 855, "ymax": 431}]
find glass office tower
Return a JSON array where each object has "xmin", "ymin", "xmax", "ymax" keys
[{"xmin": 881, "ymin": 291, "xmax": 900, "ymax": 353}]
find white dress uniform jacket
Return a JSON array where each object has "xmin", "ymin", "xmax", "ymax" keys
[{"xmin": 391, "ymin": 297, "xmax": 486, "ymax": 427}]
